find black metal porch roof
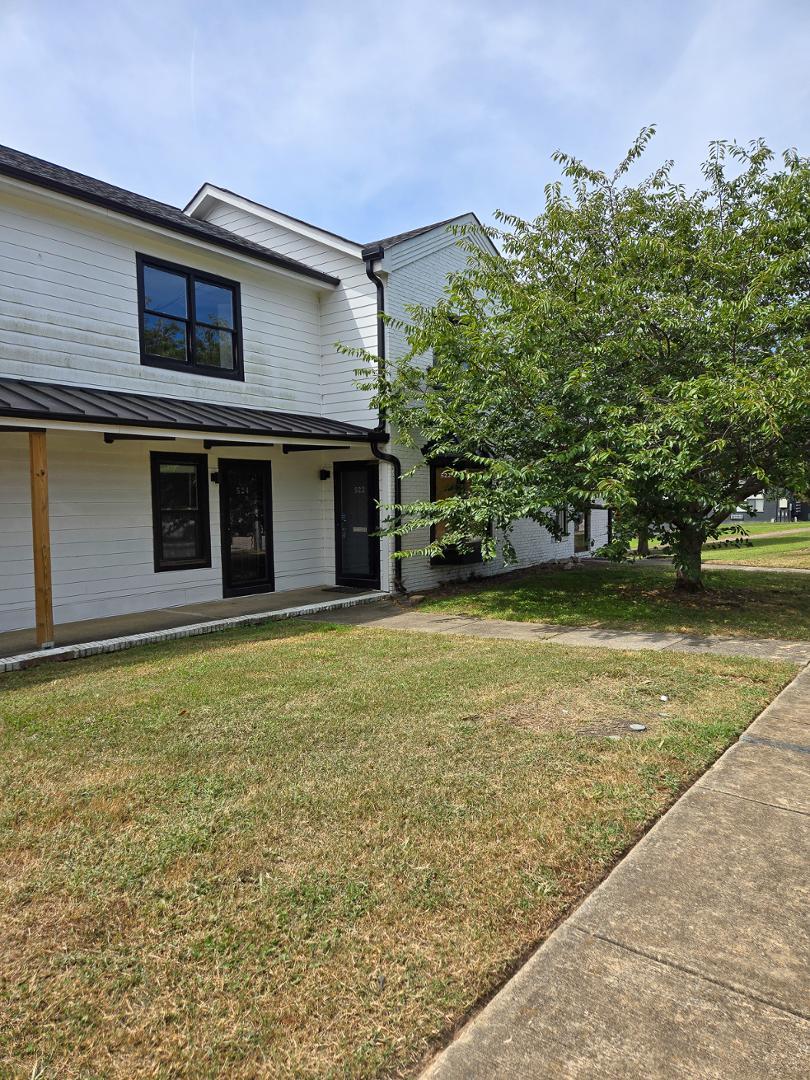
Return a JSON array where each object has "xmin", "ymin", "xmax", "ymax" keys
[{"xmin": 0, "ymin": 377, "xmax": 384, "ymax": 443}]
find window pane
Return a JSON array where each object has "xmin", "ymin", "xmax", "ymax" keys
[
  {"xmin": 143, "ymin": 265, "xmax": 187, "ymax": 317},
  {"xmin": 433, "ymin": 467, "xmax": 455, "ymax": 544},
  {"xmin": 432, "ymin": 464, "xmax": 482, "ymax": 564},
  {"xmin": 195, "ymin": 326, "xmax": 235, "ymax": 370},
  {"xmin": 159, "ymin": 463, "xmax": 198, "ymax": 511},
  {"xmin": 574, "ymin": 511, "xmax": 590, "ymax": 552},
  {"xmin": 157, "ymin": 462, "xmax": 203, "ymax": 565},
  {"xmin": 160, "ymin": 509, "xmax": 200, "ymax": 562},
  {"xmin": 195, "ymin": 281, "xmax": 234, "ymax": 328},
  {"xmin": 143, "ymin": 313, "xmax": 187, "ymax": 362}
]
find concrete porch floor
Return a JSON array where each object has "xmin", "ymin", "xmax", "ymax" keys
[{"xmin": 0, "ymin": 585, "xmax": 379, "ymax": 660}]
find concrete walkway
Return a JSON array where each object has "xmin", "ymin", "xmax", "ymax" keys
[
  {"xmin": 323, "ymin": 601, "xmax": 810, "ymax": 665},
  {"xmin": 705, "ymin": 562, "xmax": 810, "ymax": 575},
  {"xmin": 422, "ymin": 666, "xmax": 810, "ymax": 1079}
]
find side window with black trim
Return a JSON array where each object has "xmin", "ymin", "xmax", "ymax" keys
[
  {"xmin": 138, "ymin": 256, "xmax": 242, "ymax": 379},
  {"xmin": 430, "ymin": 461, "xmax": 483, "ymax": 567},
  {"xmin": 150, "ymin": 453, "xmax": 211, "ymax": 571},
  {"xmin": 573, "ymin": 509, "xmax": 591, "ymax": 553}
]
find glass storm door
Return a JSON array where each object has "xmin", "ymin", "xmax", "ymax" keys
[
  {"xmin": 219, "ymin": 459, "xmax": 274, "ymax": 596},
  {"xmin": 334, "ymin": 462, "xmax": 380, "ymax": 587}
]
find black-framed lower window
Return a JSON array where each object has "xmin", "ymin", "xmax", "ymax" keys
[
  {"xmin": 430, "ymin": 460, "xmax": 484, "ymax": 567},
  {"xmin": 137, "ymin": 254, "xmax": 243, "ymax": 379},
  {"xmin": 150, "ymin": 452, "xmax": 211, "ymax": 572}
]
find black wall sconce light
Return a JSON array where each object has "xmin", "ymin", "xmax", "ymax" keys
[{"xmin": 319, "ymin": 468, "xmax": 331, "ymax": 481}]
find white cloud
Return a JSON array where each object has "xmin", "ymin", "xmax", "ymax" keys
[{"xmin": 0, "ymin": 0, "xmax": 807, "ymax": 238}]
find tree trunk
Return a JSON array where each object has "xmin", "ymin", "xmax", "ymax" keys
[
  {"xmin": 637, "ymin": 527, "xmax": 650, "ymax": 558},
  {"xmin": 673, "ymin": 529, "xmax": 704, "ymax": 591}
]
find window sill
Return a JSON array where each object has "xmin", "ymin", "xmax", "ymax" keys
[
  {"xmin": 431, "ymin": 548, "xmax": 483, "ymax": 568},
  {"xmin": 154, "ymin": 559, "xmax": 212, "ymax": 573},
  {"xmin": 141, "ymin": 355, "xmax": 245, "ymax": 381}
]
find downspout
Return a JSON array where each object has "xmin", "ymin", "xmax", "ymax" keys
[{"xmin": 364, "ymin": 244, "xmax": 404, "ymax": 591}]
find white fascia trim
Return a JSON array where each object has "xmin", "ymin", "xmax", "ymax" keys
[
  {"xmin": 186, "ymin": 184, "xmax": 365, "ymax": 260},
  {"xmin": 0, "ymin": 176, "xmax": 336, "ymax": 292},
  {"xmin": 0, "ymin": 417, "xmax": 369, "ymax": 447}
]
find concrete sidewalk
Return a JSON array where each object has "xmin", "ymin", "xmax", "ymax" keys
[
  {"xmin": 422, "ymin": 666, "xmax": 810, "ymax": 1079},
  {"xmin": 323, "ymin": 602, "xmax": 810, "ymax": 665}
]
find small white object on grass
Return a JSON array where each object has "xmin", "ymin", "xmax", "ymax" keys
[{"xmin": 660, "ymin": 694, "xmax": 669, "ymax": 702}]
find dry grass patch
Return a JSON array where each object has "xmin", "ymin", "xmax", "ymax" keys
[{"xmin": 0, "ymin": 620, "xmax": 792, "ymax": 1078}]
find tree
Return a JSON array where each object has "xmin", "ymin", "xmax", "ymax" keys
[{"xmin": 362, "ymin": 129, "xmax": 810, "ymax": 590}]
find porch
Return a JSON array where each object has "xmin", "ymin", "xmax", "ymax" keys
[
  {"xmin": 0, "ymin": 584, "xmax": 384, "ymax": 665},
  {"xmin": 0, "ymin": 376, "xmax": 393, "ymax": 647}
]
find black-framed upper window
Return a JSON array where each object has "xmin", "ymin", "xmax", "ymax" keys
[
  {"xmin": 150, "ymin": 452, "xmax": 211, "ymax": 572},
  {"xmin": 430, "ymin": 460, "xmax": 484, "ymax": 567},
  {"xmin": 137, "ymin": 255, "xmax": 243, "ymax": 380}
]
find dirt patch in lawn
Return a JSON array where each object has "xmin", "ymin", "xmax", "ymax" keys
[{"xmin": 473, "ymin": 674, "xmax": 696, "ymax": 739}]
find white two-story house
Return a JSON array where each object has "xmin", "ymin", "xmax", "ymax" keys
[{"xmin": 0, "ymin": 145, "xmax": 608, "ymax": 647}]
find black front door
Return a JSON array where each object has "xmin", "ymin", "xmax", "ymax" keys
[
  {"xmin": 334, "ymin": 462, "xmax": 380, "ymax": 588},
  {"xmin": 219, "ymin": 459, "xmax": 274, "ymax": 596}
]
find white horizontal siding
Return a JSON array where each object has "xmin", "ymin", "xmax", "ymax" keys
[
  {"xmin": 0, "ymin": 431, "xmax": 382, "ymax": 633},
  {"xmin": 202, "ymin": 203, "xmax": 378, "ymax": 427},
  {"xmin": 0, "ymin": 189, "xmax": 324, "ymax": 413}
]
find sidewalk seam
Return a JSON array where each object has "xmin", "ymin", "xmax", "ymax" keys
[
  {"xmin": 700, "ymin": 783, "xmax": 810, "ymax": 818},
  {"xmin": 568, "ymin": 926, "xmax": 810, "ymax": 1023}
]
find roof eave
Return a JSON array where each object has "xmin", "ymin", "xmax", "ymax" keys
[
  {"xmin": 186, "ymin": 184, "xmax": 365, "ymax": 260},
  {"xmin": 0, "ymin": 164, "xmax": 340, "ymax": 288},
  {"xmin": 0, "ymin": 376, "xmax": 387, "ymax": 444},
  {"xmin": 0, "ymin": 414, "xmax": 387, "ymax": 444}
]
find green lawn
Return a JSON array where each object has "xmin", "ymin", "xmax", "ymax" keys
[
  {"xmin": 721, "ymin": 520, "xmax": 810, "ymax": 535},
  {"xmin": 418, "ymin": 563, "xmax": 810, "ymax": 640},
  {"xmin": 0, "ymin": 621, "xmax": 791, "ymax": 1078},
  {"xmin": 632, "ymin": 520, "xmax": 810, "ymax": 561},
  {"xmin": 702, "ymin": 531, "xmax": 810, "ymax": 570}
]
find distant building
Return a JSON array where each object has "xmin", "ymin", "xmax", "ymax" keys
[{"xmin": 726, "ymin": 493, "xmax": 800, "ymax": 523}]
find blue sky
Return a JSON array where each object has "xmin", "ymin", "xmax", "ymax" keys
[{"xmin": 0, "ymin": 0, "xmax": 808, "ymax": 243}]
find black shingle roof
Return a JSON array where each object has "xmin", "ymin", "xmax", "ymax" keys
[
  {"xmin": 362, "ymin": 215, "xmax": 467, "ymax": 255},
  {"xmin": 0, "ymin": 145, "xmax": 339, "ymax": 287},
  {"xmin": 0, "ymin": 376, "xmax": 383, "ymax": 442}
]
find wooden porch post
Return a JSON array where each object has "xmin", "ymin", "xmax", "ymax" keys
[{"xmin": 28, "ymin": 430, "xmax": 54, "ymax": 648}]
